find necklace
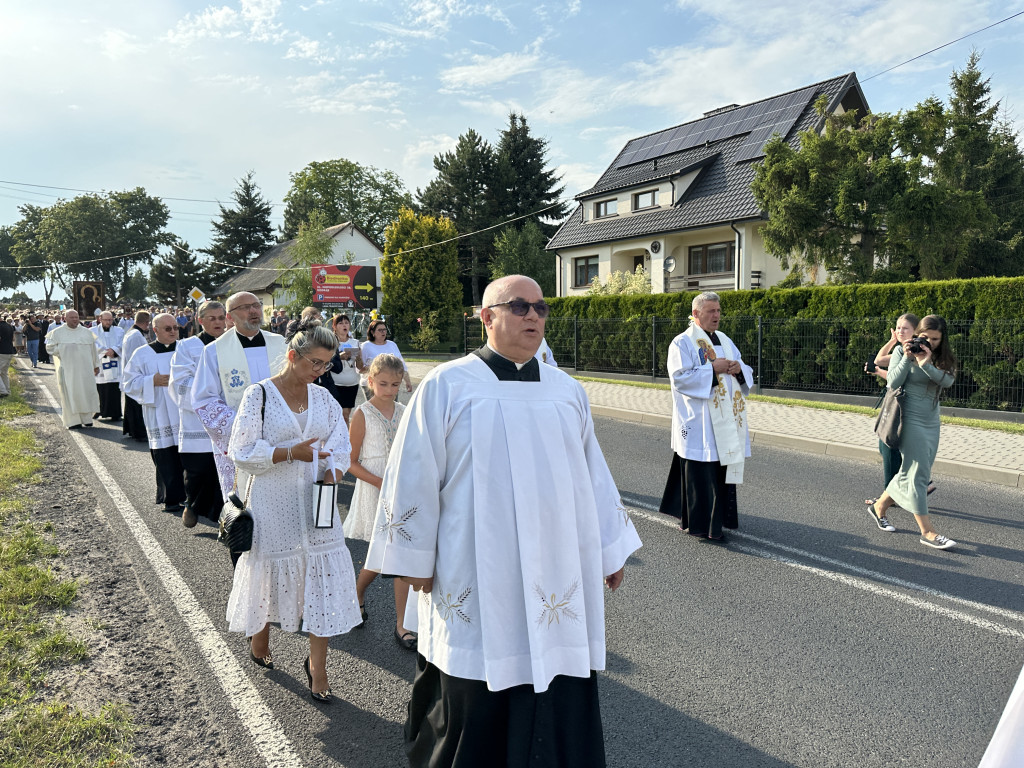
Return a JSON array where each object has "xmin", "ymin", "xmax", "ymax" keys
[{"xmin": 273, "ymin": 375, "xmax": 308, "ymax": 414}]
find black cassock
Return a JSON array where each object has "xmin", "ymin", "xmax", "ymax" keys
[
  {"xmin": 403, "ymin": 346, "xmax": 607, "ymax": 768},
  {"xmin": 122, "ymin": 325, "xmax": 148, "ymax": 442},
  {"xmin": 659, "ymin": 453, "xmax": 739, "ymax": 539}
]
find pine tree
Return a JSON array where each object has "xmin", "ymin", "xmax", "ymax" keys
[
  {"xmin": 148, "ymin": 239, "xmax": 212, "ymax": 305},
  {"xmin": 418, "ymin": 129, "xmax": 497, "ymax": 305},
  {"xmin": 493, "ymin": 113, "xmax": 568, "ymax": 238},
  {"xmin": 203, "ymin": 171, "xmax": 275, "ymax": 287},
  {"xmin": 490, "ymin": 219, "xmax": 555, "ymax": 296}
]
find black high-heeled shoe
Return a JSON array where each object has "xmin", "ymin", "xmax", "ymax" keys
[
  {"xmin": 246, "ymin": 637, "xmax": 273, "ymax": 669},
  {"xmin": 303, "ymin": 656, "xmax": 332, "ymax": 703}
]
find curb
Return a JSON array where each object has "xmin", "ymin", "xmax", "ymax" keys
[{"xmin": 589, "ymin": 405, "xmax": 1024, "ymax": 490}]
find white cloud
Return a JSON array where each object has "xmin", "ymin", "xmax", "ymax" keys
[
  {"xmin": 240, "ymin": 0, "xmax": 284, "ymax": 42},
  {"xmin": 290, "ymin": 73, "xmax": 404, "ymax": 115},
  {"xmin": 286, "ymin": 36, "xmax": 336, "ymax": 64},
  {"xmin": 402, "ymin": 133, "xmax": 457, "ymax": 174},
  {"xmin": 98, "ymin": 28, "xmax": 147, "ymax": 60},
  {"xmin": 164, "ymin": 6, "xmax": 241, "ymax": 45},
  {"xmin": 440, "ymin": 50, "xmax": 542, "ymax": 90},
  {"xmin": 554, "ymin": 161, "xmax": 601, "ymax": 197}
]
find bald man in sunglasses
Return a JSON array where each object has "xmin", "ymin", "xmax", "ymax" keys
[{"xmin": 366, "ymin": 274, "xmax": 641, "ymax": 768}]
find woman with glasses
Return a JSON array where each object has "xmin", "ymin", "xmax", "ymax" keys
[
  {"xmin": 359, "ymin": 320, "xmax": 411, "ymax": 401},
  {"xmin": 327, "ymin": 314, "xmax": 362, "ymax": 423},
  {"xmin": 226, "ymin": 321, "xmax": 362, "ymax": 703}
]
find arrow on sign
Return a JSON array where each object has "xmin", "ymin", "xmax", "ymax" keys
[{"xmin": 355, "ymin": 283, "xmax": 374, "ymax": 291}]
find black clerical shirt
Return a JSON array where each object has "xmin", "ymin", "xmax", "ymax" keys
[
  {"xmin": 149, "ymin": 340, "xmax": 177, "ymax": 354},
  {"xmin": 236, "ymin": 331, "xmax": 265, "ymax": 348},
  {"xmin": 198, "ymin": 331, "xmax": 216, "ymax": 346},
  {"xmin": 473, "ymin": 346, "xmax": 541, "ymax": 382}
]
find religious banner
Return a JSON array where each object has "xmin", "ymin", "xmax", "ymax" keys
[
  {"xmin": 74, "ymin": 281, "xmax": 105, "ymax": 319},
  {"xmin": 311, "ymin": 265, "xmax": 378, "ymax": 309}
]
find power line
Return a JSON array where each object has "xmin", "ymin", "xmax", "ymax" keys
[
  {"xmin": 862, "ymin": 10, "xmax": 1024, "ymax": 83},
  {"xmin": 0, "ymin": 248, "xmax": 157, "ymax": 271},
  {"xmin": 0, "ymin": 178, "xmax": 284, "ymax": 207}
]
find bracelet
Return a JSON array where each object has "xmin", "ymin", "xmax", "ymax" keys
[{"xmin": 286, "ymin": 446, "xmax": 293, "ymax": 464}]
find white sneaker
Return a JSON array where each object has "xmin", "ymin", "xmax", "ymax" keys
[
  {"xmin": 869, "ymin": 504, "xmax": 895, "ymax": 532},
  {"xmin": 920, "ymin": 534, "xmax": 956, "ymax": 550}
]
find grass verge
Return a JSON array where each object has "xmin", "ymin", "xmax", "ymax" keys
[
  {"xmin": 573, "ymin": 375, "xmax": 1024, "ymax": 436},
  {"xmin": 0, "ymin": 365, "xmax": 135, "ymax": 767}
]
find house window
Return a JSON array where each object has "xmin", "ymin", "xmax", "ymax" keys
[
  {"xmin": 688, "ymin": 242, "xmax": 735, "ymax": 275},
  {"xmin": 574, "ymin": 255, "xmax": 599, "ymax": 287},
  {"xmin": 633, "ymin": 190, "xmax": 659, "ymax": 210},
  {"xmin": 594, "ymin": 199, "xmax": 617, "ymax": 218}
]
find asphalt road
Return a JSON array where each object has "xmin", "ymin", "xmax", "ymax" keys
[{"xmin": 20, "ymin": 362, "xmax": 1024, "ymax": 768}]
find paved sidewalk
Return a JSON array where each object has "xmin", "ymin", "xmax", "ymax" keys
[{"xmin": 407, "ymin": 361, "xmax": 1024, "ymax": 489}]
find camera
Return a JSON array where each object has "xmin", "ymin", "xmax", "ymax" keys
[{"xmin": 907, "ymin": 337, "xmax": 932, "ymax": 354}]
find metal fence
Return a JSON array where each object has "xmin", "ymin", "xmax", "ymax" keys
[{"xmin": 453, "ymin": 315, "xmax": 1024, "ymax": 413}]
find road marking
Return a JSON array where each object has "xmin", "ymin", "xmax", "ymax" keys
[
  {"xmin": 21, "ymin": 362, "xmax": 306, "ymax": 768},
  {"xmin": 620, "ymin": 493, "xmax": 1024, "ymax": 638}
]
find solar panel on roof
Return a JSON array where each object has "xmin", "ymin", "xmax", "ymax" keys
[{"xmin": 614, "ymin": 85, "xmax": 818, "ymax": 170}]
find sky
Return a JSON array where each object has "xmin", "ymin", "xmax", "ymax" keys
[{"xmin": 3, "ymin": 0, "xmax": 1024, "ymax": 299}]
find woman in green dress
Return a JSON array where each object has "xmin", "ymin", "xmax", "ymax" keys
[{"xmin": 867, "ymin": 315, "xmax": 957, "ymax": 549}]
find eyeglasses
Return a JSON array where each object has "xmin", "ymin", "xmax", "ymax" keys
[
  {"xmin": 297, "ymin": 351, "xmax": 332, "ymax": 373},
  {"xmin": 229, "ymin": 301, "xmax": 263, "ymax": 313},
  {"xmin": 485, "ymin": 299, "xmax": 550, "ymax": 318}
]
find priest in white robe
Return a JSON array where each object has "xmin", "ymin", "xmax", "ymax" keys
[
  {"xmin": 366, "ymin": 275, "xmax": 642, "ymax": 768},
  {"xmin": 979, "ymin": 661, "xmax": 1024, "ymax": 767},
  {"xmin": 191, "ymin": 292, "xmax": 286, "ymax": 500},
  {"xmin": 120, "ymin": 311, "xmax": 151, "ymax": 442},
  {"xmin": 123, "ymin": 313, "xmax": 186, "ymax": 514},
  {"xmin": 45, "ymin": 310, "xmax": 100, "ymax": 429},
  {"xmin": 169, "ymin": 300, "xmax": 227, "ymax": 528},
  {"xmin": 659, "ymin": 291, "xmax": 752, "ymax": 542},
  {"xmin": 92, "ymin": 311, "xmax": 125, "ymax": 421}
]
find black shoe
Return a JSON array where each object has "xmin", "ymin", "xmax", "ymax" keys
[
  {"xmin": 182, "ymin": 506, "xmax": 198, "ymax": 528},
  {"xmin": 303, "ymin": 656, "xmax": 332, "ymax": 703},
  {"xmin": 394, "ymin": 628, "xmax": 418, "ymax": 651},
  {"xmin": 68, "ymin": 424, "xmax": 83, "ymax": 430},
  {"xmin": 246, "ymin": 637, "xmax": 273, "ymax": 669},
  {"xmin": 163, "ymin": 504, "xmax": 182, "ymax": 514},
  {"xmin": 708, "ymin": 534, "xmax": 729, "ymax": 544}
]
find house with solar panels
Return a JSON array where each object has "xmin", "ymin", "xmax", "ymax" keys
[{"xmin": 546, "ymin": 73, "xmax": 869, "ymax": 296}]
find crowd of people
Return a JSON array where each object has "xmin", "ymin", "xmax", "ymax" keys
[{"xmin": 5, "ymin": 282, "xmax": 1016, "ymax": 767}]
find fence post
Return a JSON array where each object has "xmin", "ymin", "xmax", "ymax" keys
[
  {"xmin": 462, "ymin": 314, "xmax": 467, "ymax": 355},
  {"xmin": 651, "ymin": 316, "xmax": 657, "ymax": 381},
  {"xmin": 756, "ymin": 315, "xmax": 763, "ymax": 394},
  {"xmin": 573, "ymin": 316, "xmax": 579, "ymax": 372}
]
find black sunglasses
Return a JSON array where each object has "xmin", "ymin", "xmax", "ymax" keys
[{"xmin": 486, "ymin": 299, "xmax": 550, "ymax": 318}]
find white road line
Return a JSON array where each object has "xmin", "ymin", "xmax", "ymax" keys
[
  {"xmin": 620, "ymin": 494, "xmax": 1024, "ymax": 637},
  {"xmin": 20, "ymin": 362, "xmax": 306, "ymax": 768}
]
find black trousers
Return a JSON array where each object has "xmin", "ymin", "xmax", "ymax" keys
[
  {"xmin": 151, "ymin": 446, "xmax": 186, "ymax": 508},
  {"xmin": 682, "ymin": 459, "xmax": 737, "ymax": 538},
  {"xmin": 123, "ymin": 397, "xmax": 147, "ymax": 441},
  {"xmin": 405, "ymin": 655, "xmax": 606, "ymax": 768},
  {"xmin": 96, "ymin": 382, "xmax": 122, "ymax": 420},
  {"xmin": 180, "ymin": 451, "xmax": 221, "ymax": 520}
]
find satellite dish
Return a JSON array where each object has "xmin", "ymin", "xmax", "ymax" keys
[{"xmin": 663, "ymin": 257, "xmax": 676, "ymax": 273}]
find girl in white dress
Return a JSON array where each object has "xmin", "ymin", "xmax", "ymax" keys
[
  {"xmin": 227, "ymin": 323, "xmax": 362, "ymax": 703},
  {"xmin": 343, "ymin": 354, "xmax": 415, "ymax": 650}
]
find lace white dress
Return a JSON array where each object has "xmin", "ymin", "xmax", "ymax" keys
[
  {"xmin": 225, "ymin": 380, "xmax": 362, "ymax": 637},
  {"xmin": 343, "ymin": 401, "xmax": 406, "ymax": 541}
]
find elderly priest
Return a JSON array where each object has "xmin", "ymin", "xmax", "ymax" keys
[
  {"xmin": 366, "ymin": 275, "xmax": 642, "ymax": 768},
  {"xmin": 45, "ymin": 309, "xmax": 100, "ymax": 429},
  {"xmin": 92, "ymin": 310, "xmax": 125, "ymax": 421}
]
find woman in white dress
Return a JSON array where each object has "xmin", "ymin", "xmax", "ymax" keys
[
  {"xmin": 358, "ymin": 319, "xmax": 411, "ymax": 401},
  {"xmin": 227, "ymin": 322, "xmax": 362, "ymax": 703}
]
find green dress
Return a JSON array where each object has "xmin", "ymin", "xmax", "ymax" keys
[{"xmin": 884, "ymin": 346, "xmax": 955, "ymax": 515}]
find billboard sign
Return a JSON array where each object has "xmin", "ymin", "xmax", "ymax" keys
[{"xmin": 312, "ymin": 265, "xmax": 378, "ymax": 309}]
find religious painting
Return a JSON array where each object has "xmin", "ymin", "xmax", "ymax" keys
[{"xmin": 73, "ymin": 281, "xmax": 105, "ymax": 319}]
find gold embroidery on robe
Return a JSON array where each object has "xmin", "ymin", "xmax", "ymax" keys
[{"xmin": 534, "ymin": 580, "xmax": 581, "ymax": 627}]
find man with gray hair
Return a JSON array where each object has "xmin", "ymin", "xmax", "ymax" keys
[
  {"xmin": 169, "ymin": 300, "xmax": 227, "ymax": 528},
  {"xmin": 44, "ymin": 309, "xmax": 99, "ymax": 429},
  {"xmin": 92, "ymin": 310, "xmax": 124, "ymax": 421},
  {"xmin": 123, "ymin": 313, "xmax": 186, "ymax": 514},
  {"xmin": 121, "ymin": 310, "xmax": 152, "ymax": 441},
  {"xmin": 660, "ymin": 291, "xmax": 753, "ymax": 542}
]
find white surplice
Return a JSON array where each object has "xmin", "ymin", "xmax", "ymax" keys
[
  {"xmin": 365, "ymin": 355, "xmax": 642, "ymax": 693},
  {"xmin": 980, "ymin": 661, "xmax": 1024, "ymax": 767},
  {"xmin": 168, "ymin": 335, "xmax": 213, "ymax": 453},
  {"xmin": 92, "ymin": 324, "xmax": 125, "ymax": 384},
  {"xmin": 225, "ymin": 381, "xmax": 361, "ymax": 637},
  {"xmin": 120, "ymin": 329, "xmax": 149, "ymax": 399},
  {"xmin": 668, "ymin": 329, "xmax": 752, "ymax": 463},
  {"xmin": 45, "ymin": 323, "xmax": 100, "ymax": 427},
  {"xmin": 123, "ymin": 344, "xmax": 180, "ymax": 450},
  {"xmin": 191, "ymin": 331, "xmax": 284, "ymax": 497}
]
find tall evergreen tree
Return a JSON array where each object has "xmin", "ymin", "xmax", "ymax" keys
[
  {"xmin": 418, "ymin": 129, "xmax": 497, "ymax": 305},
  {"xmin": 148, "ymin": 239, "xmax": 211, "ymax": 305},
  {"xmin": 203, "ymin": 171, "xmax": 275, "ymax": 287},
  {"xmin": 490, "ymin": 219, "xmax": 555, "ymax": 296},
  {"xmin": 493, "ymin": 113, "xmax": 568, "ymax": 237}
]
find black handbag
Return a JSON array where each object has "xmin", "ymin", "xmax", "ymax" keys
[
  {"xmin": 217, "ymin": 384, "xmax": 266, "ymax": 552},
  {"xmin": 874, "ymin": 385, "xmax": 905, "ymax": 449}
]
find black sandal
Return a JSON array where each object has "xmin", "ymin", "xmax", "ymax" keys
[
  {"xmin": 394, "ymin": 628, "xmax": 417, "ymax": 651},
  {"xmin": 246, "ymin": 637, "xmax": 273, "ymax": 669},
  {"xmin": 303, "ymin": 656, "xmax": 332, "ymax": 703}
]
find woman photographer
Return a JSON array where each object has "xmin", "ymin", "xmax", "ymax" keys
[
  {"xmin": 866, "ymin": 315, "xmax": 957, "ymax": 549},
  {"xmin": 864, "ymin": 313, "xmax": 935, "ymax": 502}
]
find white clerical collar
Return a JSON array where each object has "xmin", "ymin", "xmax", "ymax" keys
[{"xmin": 486, "ymin": 342, "xmax": 528, "ymax": 370}]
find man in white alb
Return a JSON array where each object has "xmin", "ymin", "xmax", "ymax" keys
[
  {"xmin": 191, "ymin": 292, "xmax": 286, "ymax": 498},
  {"xmin": 169, "ymin": 300, "xmax": 227, "ymax": 529},
  {"xmin": 659, "ymin": 291, "xmax": 752, "ymax": 542},
  {"xmin": 121, "ymin": 310, "xmax": 152, "ymax": 441},
  {"xmin": 92, "ymin": 310, "xmax": 125, "ymax": 421},
  {"xmin": 123, "ymin": 313, "xmax": 186, "ymax": 514},
  {"xmin": 366, "ymin": 275, "xmax": 641, "ymax": 768},
  {"xmin": 45, "ymin": 309, "xmax": 99, "ymax": 429}
]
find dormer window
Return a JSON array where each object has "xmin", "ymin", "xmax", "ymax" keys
[
  {"xmin": 633, "ymin": 190, "xmax": 659, "ymax": 210},
  {"xmin": 594, "ymin": 199, "xmax": 617, "ymax": 218}
]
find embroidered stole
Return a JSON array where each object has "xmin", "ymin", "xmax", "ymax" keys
[
  {"xmin": 683, "ymin": 322, "xmax": 747, "ymax": 484},
  {"xmin": 215, "ymin": 332, "xmax": 286, "ymax": 411}
]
